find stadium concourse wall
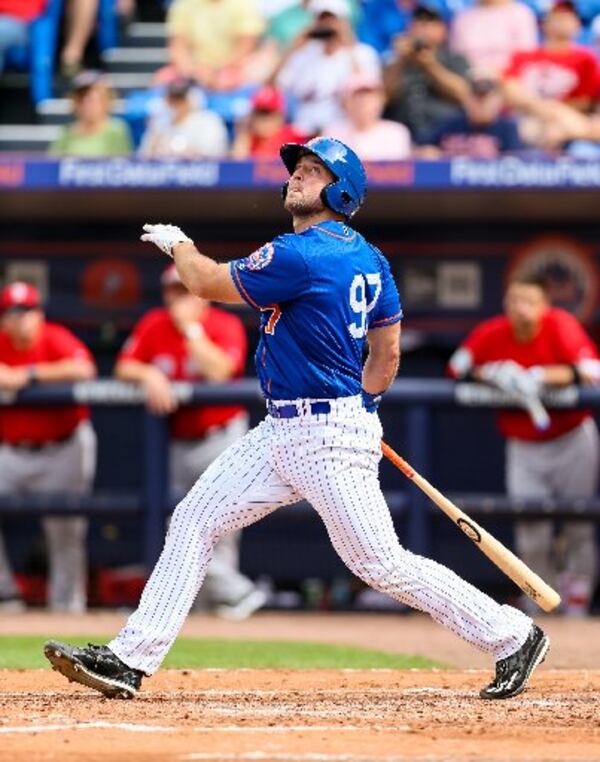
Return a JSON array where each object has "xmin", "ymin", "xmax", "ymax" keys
[{"xmin": 1, "ymin": 156, "xmax": 600, "ymax": 607}]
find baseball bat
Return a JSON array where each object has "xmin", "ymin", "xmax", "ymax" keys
[{"xmin": 381, "ymin": 441, "xmax": 561, "ymax": 612}]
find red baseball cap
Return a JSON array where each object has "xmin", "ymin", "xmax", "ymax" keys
[
  {"xmin": 0, "ymin": 281, "xmax": 41, "ymax": 312},
  {"xmin": 251, "ymin": 86, "xmax": 286, "ymax": 114},
  {"xmin": 160, "ymin": 264, "xmax": 183, "ymax": 287},
  {"xmin": 549, "ymin": 0, "xmax": 580, "ymax": 16}
]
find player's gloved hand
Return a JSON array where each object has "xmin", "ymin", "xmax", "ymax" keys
[
  {"xmin": 479, "ymin": 360, "xmax": 544, "ymax": 397},
  {"xmin": 511, "ymin": 365, "xmax": 545, "ymax": 398},
  {"xmin": 480, "ymin": 361, "xmax": 549, "ymax": 431},
  {"xmin": 362, "ymin": 389, "xmax": 383, "ymax": 413},
  {"xmin": 140, "ymin": 223, "xmax": 193, "ymax": 258},
  {"xmin": 577, "ymin": 358, "xmax": 600, "ymax": 385}
]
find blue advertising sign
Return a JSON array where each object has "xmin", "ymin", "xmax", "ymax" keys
[{"xmin": 2, "ymin": 157, "xmax": 600, "ymax": 191}]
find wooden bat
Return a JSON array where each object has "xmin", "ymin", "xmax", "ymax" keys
[{"xmin": 381, "ymin": 441, "xmax": 561, "ymax": 613}]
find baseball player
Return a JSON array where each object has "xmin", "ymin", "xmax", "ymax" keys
[
  {"xmin": 0, "ymin": 282, "xmax": 97, "ymax": 613},
  {"xmin": 448, "ymin": 276, "xmax": 600, "ymax": 615},
  {"xmin": 45, "ymin": 137, "xmax": 547, "ymax": 700},
  {"xmin": 115, "ymin": 263, "xmax": 266, "ymax": 619}
]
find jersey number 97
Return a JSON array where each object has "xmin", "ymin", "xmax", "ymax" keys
[{"xmin": 348, "ymin": 273, "xmax": 382, "ymax": 339}]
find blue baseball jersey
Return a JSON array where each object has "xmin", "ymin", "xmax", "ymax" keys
[{"xmin": 230, "ymin": 220, "xmax": 402, "ymax": 400}]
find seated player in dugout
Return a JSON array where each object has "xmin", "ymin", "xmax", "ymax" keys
[
  {"xmin": 448, "ymin": 275, "xmax": 600, "ymax": 616},
  {"xmin": 0, "ymin": 282, "xmax": 97, "ymax": 613},
  {"xmin": 114, "ymin": 264, "xmax": 266, "ymax": 620},
  {"xmin": 46, "ymin": 137, "xmax": 548, "ymax": 701}
]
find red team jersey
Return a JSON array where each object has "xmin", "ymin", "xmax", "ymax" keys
[
  {"xmin": 119, "ymin": 306, "xmax": 247, "ymax": 439},
  {"xmin": 452, "ymin": 307, "xmax": 598, "ymax": 441},
  {"xmin": 0, "ymin": 322, "xmax": 93, "ymax": 444},
  {"xmin": 0, "ymin": 0, "xmax": 47, "ymax": 21},
  {"xmin": 505, "ymin": 47, "xmax": 600, "ymax": 102}
]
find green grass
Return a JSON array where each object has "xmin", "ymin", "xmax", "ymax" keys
[{"xmin": 0, "ymin": 635, "xmax": 442, "ymax": 670}]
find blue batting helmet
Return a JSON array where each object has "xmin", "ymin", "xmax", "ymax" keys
[{"xmin": 280, "ymin": 137, "xmax": 367, "ymax": 219}]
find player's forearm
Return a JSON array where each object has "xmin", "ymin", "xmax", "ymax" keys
[
  {"xmin": 186, "ymin": 338, "xmax": 237, "ymax": 382},
  {"xmin": 172, "ymin": 243, "xmax": 240, "ymax": 303},
  {"xmin": 32, "ymin": 359, "xmax": 96, "ymax": 382},
  {"xmin": 363, "ymin": 323, "xmax": 401, "ymax": 393},
  {"xmin": 362, "ymin": 352, "xmax": 399, "ymax": 394},
  {"xmin": 473, "ymin": 363, "xmax": 575, "ymax": 387},
  {"xmin": 539, "ymin": 364, "xmax": 579, "ymax": 386},
  {"xmin": 115, "ymin": 359, "xmax": 157, "ymax": 384}
]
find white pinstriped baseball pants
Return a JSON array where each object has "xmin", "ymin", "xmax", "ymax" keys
[{"xmin": 109, "ymin": 396, "xmax": 532, "ymax": 675}]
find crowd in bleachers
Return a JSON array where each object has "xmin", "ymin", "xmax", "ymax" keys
[{"xmin": 5, "ymin": 0, "xmax": 600, "ymax": 157}]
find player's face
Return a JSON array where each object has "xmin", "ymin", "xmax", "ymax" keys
[
  {"xmin": 163, "ymin": 285, "xmax": 206, "ymax": 324},
  {"xmin": 1, "ymin": 307, "xmax": 43, "ymax": 346},
  {"xmin": 284, "ymin": 155, "xmax": 335, "ymax": 217},
  {"xmin": 162, "ymin": 283, "xmax": 189, "ymax": 308},
  {"xmin": 504, "ymin": 283, "xmax": 548, "ymax": 331}
]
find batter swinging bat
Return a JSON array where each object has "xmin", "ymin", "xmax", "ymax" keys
[{"xmin": 381, "ymin": 441, "xmax": 561, "ymax": 613}]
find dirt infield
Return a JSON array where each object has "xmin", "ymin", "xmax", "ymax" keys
[
  {"xmin": 1, "ymin": 668, "xmax": 598, "ymax": 761},
  {"xmin": 0, "ymin": 612, "xmax": 599, "ymax": 761}
]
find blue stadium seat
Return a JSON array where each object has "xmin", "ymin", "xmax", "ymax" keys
[
  {"xmin": 98, "ymin": 0, "xmax": 118, "ymax": 53},
  {"xmin": 5, "ymin": 0, "xmax": 118, "ymax": 105},
  {"xmin": 5, "ymin": 0, "xmax": 64, "ymax": 104}
]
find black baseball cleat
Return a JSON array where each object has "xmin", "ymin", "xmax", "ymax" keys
[
  {"xmin": 44, "ymin": 640, "xmax": 144, "ymax": 699},
  {"xmin": 480, "ymin": 624, "xmax": 549, "ymax": 700}
]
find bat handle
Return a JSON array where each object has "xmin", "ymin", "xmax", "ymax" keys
[{"xmin": 381, "ymin": 441, "xmax": 415, "ymax": 478}]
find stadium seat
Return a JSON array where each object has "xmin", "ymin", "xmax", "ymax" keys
[
  {"xmin": 5, "ymin": 0, "xmax": 119, "ymax": 106},
  {"xmin": 5, "ymin": 0, "xmax": 64, "ymax": 105},
  {"xmin": 98, "ymin": 0, "xmax": 119, "ymax": 53}
]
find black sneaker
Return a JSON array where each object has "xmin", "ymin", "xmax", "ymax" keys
[
  {"xmin": 480, "ymin": 624, "xmax": 549, "ymax": 700},
  {"xmin": 44, "ymin": 640, "xmax": 144, "ymax": 699}
]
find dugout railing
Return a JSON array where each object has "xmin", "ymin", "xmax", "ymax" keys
[{"xmin": 1, "ymin": 379, "xmax": 600, "ymax": 572}]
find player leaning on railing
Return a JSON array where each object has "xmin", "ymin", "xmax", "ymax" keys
[
  {"xmin": 449, "ymin": 276, "xmax": 600, "ymax": 616},
  {"xmin": 45, "ymin": 137, "xmax": 548, "ymax": 701}
]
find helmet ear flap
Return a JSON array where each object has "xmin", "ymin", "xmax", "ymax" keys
[
  {"xmin": 322, "ymin": 180, "xmax": 354, "ymax": 220},
  {"xmin": 281, "ymin": 181, "xmax": 289, "ymax": 201}
]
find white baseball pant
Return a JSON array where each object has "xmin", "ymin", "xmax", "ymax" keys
[
  {"xmin": 0, "ymin": 421, "xmax": 96, "ymax": 612},
  {"xmin": 110, "ymin": 396, "xmax": 531, "ymax": 675}
]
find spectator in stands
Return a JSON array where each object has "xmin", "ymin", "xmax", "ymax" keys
[
  {"xmin": 264, "ymin": 0, "xmax": 360, "ymax": 50},
  {"xmin": 323, "ymin": 73, "xmax": 412, "ymax": 158},
  {"xmin": 264, "ymin": 0, "xmax": 315, "ymax": 51},
  {"xmin": 162, "ymin": 0, "xmax": 269, "ymax": 91},
  {"xmin": 275, "ymin": 0, "xmax": 381, "ymax": 134},
  {"xmin": 450, "ymin": 0, "xmax": 538, "ymax": 75},
  {"xmin": 422, "ymin": 72, "xmax": 523, "ymax": 156},
  {"xmin": 383, "ymin": 3, "xmax": 470, "ymax": 144},
  {"xmin": 0, "ymin": 282, "xmax": 97, "ymax": 613},
  {"xmin": 60, "ymin": 0, "xmax": 98, "ymax": 78},
  {"xmin": 448, "ymin": 275, "xmax": 600, "ymax": 616},
  {"xmin": 0, "ymin": 0, "xmax": 45, "ymax": 74},
  {"xmin": 231, "ymin": 84, "xmax": 307, "ymax": 158},
  {"xmin": 114, "ymin": 264, "xmax": 266, "ymax": 620},
  {"xmin": 139, "ymin": 77, "xmax": 229, "ymax": 158},
  {"xmin": 48, "ymin": 70, "xmax": 133, "ymax": 157},
  {"xmin": 504, "ymin": 1, "xmax": 600, "ymax": 114}
]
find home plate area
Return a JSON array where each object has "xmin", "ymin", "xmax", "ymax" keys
[{"xmin": 0, "ymin": 668, "xmax": 598, "ymax": 761}]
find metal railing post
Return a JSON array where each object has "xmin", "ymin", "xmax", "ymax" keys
[
  {"xmin": 404, "ymin": 404, "xmax": 433, "ymax": 557},
  {"xmin": 142, "ymin": 411, "xmax": 169, "ymax": 571}
]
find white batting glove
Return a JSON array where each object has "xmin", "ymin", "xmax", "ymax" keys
[
  {"xmin": 480, "ymin": 361, "xmax": 549, "ymax": 431},
  {"xmin": 479, "ymin": 360, "xmax": 524, "ymax": 394},
  {"xmin": 479, "ymin": 361, "xmax": 544, "ymax": 397},
  {"xmin": 577, "ymin": 358, "xmax": 600, "ymax": 385},
  {"xmin": 140, "ymin": 223, "xmax": 193, "ymax": 258}
]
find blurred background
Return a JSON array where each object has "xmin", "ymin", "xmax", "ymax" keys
[{"xmin": 1, "ymin": 0, "xmax": 600, "ymax": 618}]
